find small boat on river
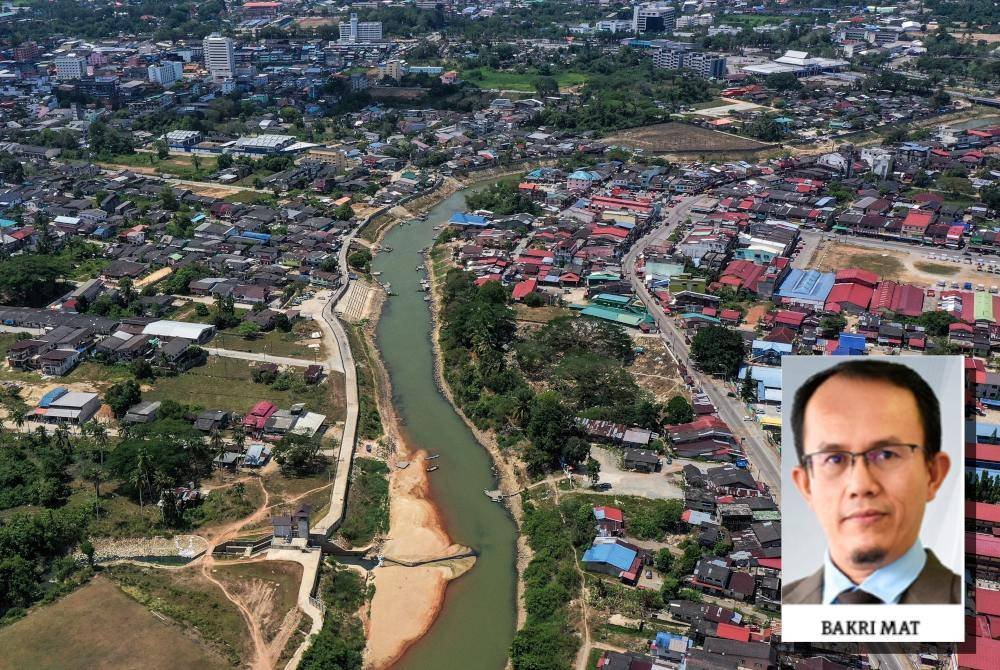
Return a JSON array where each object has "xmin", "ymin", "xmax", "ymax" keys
[{"xmin": 426, "ymin": 466, "xmax": 439, "ymax": 472}]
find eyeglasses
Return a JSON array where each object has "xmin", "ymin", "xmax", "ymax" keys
[{"xmin": 801, "ymin": 444, "xmax": 922, "ymax": 481}]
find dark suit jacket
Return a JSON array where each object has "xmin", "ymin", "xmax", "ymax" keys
[{"xmin": 781, "ymin": 548, "xmax": 962, "ymax": 604}]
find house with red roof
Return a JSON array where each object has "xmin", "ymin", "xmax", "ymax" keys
[
  {"xmin": 901, "ymin": 209, "xmax": 936, "ymax": 239},
  {"xmin": 720, "ymin": 309, "xmax": 741, "ymax": 324},
  {"xmin": 834, "ymin": 268, "xmax": 878, "ymax": 288},
  {"xmin": 719, "ymin": 260, "xmax": 766, "ymax": 294},
  {"xmin": 771, "ymin": 309, "xmax": 807, "ymax": 331},
  {"xmin": 593, "ymin": 506, "xmax": 624, "ymax": 536},
  {"xmin": 869, "ymin": 280, "xmax": 925, "ymax": 317},
  {"xmin": 825, "ymin": 282, "xmax": 874, "ymax": 314},
  {"xmin": 243, "ymin": 401, "xmax": 277, "ymax": 433},
  {"xmin": 715, "ymin": 622, "xmax": 751, "ymax": 643},
  {"xmin": 511, "ymin": 278, "xmax": 537, "ymax": 302}
]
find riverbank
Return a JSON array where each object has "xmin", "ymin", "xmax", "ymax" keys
[
  {"xmin": 364, "ymin": 166, "xmax": 537, "ymax": 669},
  {"xmin": 358, "ymin": 286, "xmax": 474, "ymax": 670},
  {"xmin": 426, "ymin": 239, "xmax": 533, "ymax": 633},
  {"xmin": 360, "ymin": 181, "xmax": 476, "ymax": 670}
]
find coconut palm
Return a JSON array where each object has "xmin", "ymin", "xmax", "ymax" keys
[{"xmin": 131, "ymin": 447, "xmax": 153, "ymax": 510}]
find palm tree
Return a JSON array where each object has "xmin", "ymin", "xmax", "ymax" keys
[
  {"xmin": 232, "ymin": 425, "xmax": 246, "ymax": 452},
  {"xmin": 53, "ymin": 424, "xmax": 70, "ymax": 453},
  {"xmin": 131, "ymin": 447, "xmax": 153, "ymax": 510},
  {"xmin": 11, "ymin": 405, "xmax": 26, "ymax": 433},
  {"xmin": 81, "ymin": 462, "xmax": 106, "ymax": 500},
  {"xmin": 210, "ymin": 429, "xmax": 225, "ymax": 461},
  {"xmin": 91, "ymin": 423, "xmax": 109, "ymax": 466}
]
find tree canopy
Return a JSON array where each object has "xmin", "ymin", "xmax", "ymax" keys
[{"xmin": 690, "ymin": 326, "xmax": 746, "ymax": 377}]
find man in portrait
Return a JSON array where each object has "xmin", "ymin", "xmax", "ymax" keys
[{"xmin": 782, "ymin": 359, "xmax": 961, "ymax": 605}]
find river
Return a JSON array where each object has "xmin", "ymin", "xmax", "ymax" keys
[{"xmin": 372, "ymin": 181, "xmax": 518, "ymax": 670}]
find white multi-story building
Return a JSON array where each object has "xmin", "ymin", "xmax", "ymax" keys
[
  {"xmin": 54, "ymin": 54, "xmax": 87, "ymax": 80},
  {"xmin": 339, "ymin": 13, "xmax": 383, "ymax": 43},
  {"xmin": 379, "ymin": 59, "xmax": 407, "ymax": 80},
  {"xmin": 203, "ymin": 33, "xmax": 235, "ymax": 81},
  {"xmin": 597, "ymin": 19, "xmax": 634, "ymax": 33},
  {"xmin": 147, "ymin": 60, "xmax": 184, "ymax": 86},
  {"xmin": 633, "ymin": 3, "xmax": 676, "ymax": 34},
  {"xmin": 653, "ymin": 44, "xmax": 726, "ymax": 78}
]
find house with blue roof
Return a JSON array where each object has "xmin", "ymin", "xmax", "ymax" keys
[
  {"xmin": 566, "ymin": 170, "xmax": 600, "ymax": 191},
  {"xmin": 449, "ymin": 212, "xmax": 489, "ymax": 228},
  {"xmin": 751, "ymin": 339, "xmax": 792, "ymax": 365},
  {"xmin": 582, "ymin": 539, "xmax": 641, "ymax": 584},
  {"xmin": 832, "ymin": 333, "xmax": 866, "ymax": 355},
  {"xmin": 738, "ymin": 365, "xmax": 783, "ymax": 404},
  {"xmin": 776, "ymin": 269, "xmax": 835, "ymax": 309},
  {"xmin": 652, "ymin": 631, "xmax": 691, "ymax": 663}
]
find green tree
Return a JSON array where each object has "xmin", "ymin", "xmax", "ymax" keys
[
  {"xmin": 660, "ymin": 575, "xmax": 680, "ymax": 601},
  {"xmin": 237, "ymin": 321, "xmax": 261, "ymax": 340},
  {"xmin": 160, "ymin": 186, "xmax": 178, "ymax": 211},
  {"xmin": 104, "ymin": 380, "xmax": 141, "ymax": 418},
  {"xmin": 915, "ymin": 310, "xmax": 959, "ymax": 336},
  {"xmin": 654, "ymin": 548, "xmax": 673, "ymax": 573},
  {"xmin": 0, "ymin": 152, "xmax": 25, "ymax": 184},
  {"xmin": 80, "ymin": 539, "xmax": 95, "ymax": 568},
  {"xmin": 131, "ymin": 358, "xmax": 155, "ymax": 381},
  {"xmin": 690, "ymin": 326, "xmax": 746, "ymax": 377},
  {"xmin": 347, "ymin": 249, "xmax": 372, "ymax": 272},
  {"xmin": 217, "ymin": 153, "xmax": 233, "ymax": 170},
  {"xmin": 0, "ymin": 255, "xmax": 68, "ymax": 307},
  {"xmin": 664, "ymin": 395, "xmax": 694, "ymax": 424},
  {"xmin": 213, "ymin": 294, "xmax": 239, "ymax": 329},
  {"xmin": 740, "ymin": 366, "xmax": 757, "ymax": 403},
  {"xmin": 767, "ymin": 72, "xmax": 802, "ymax": 91},
  {"xmin": 525, "ymin": 392, "xmax": 575, "ymax": 470},
  {"xmin": 819, "ymin": 313, "xmax": 847, "ymax": 337},
  {"xmin": 534, "ymin": 75, "xmax": 559, "ymax": 97},
  {"xmin": 273, "ymin": 433, "xmax": 323, "ymax": 475},
  {"xmin": 585, "ymin": 455, "xmax": 600, "ymax": 486},
  {"xmin": 335, "ymin": 203, "xmax": 354, "ymax": 220}
]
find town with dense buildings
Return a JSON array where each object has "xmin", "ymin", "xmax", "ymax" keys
[{"xmin": 0, "ymin": 0, "xmax": 999, "ymax": 669}]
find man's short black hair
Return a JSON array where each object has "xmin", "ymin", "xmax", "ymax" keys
[{"xmin": 791, "ymin": 359, "xmax": 941, "ymax": 464}]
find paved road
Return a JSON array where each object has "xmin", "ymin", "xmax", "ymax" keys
[
  {"xmin": 868, "ymin": 650, "xmax": 920, "ymax": 670},
  {"xmin": 311, "ymin": 207, "xmax": 377, "ymax": 537},
  {"xmin": 204, "ymin": 347, "xmax": 341, "ymax": 372},
  {"xmin": 621, "ymin": 195, "xmax": 782, "ymax": 502}
]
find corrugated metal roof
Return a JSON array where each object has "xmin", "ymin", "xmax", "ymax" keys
[{"xmin": 582, "ymin": 541, "xmax": 637, "ymax": 572}]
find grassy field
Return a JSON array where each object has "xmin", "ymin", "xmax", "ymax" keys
[
  {"xmin": 602, "ymin": 122, "xmax": 771, "ymax": 154},
  {"xmin": 215, "ymin": 561, "xmax": 303, "ymax": 641},
  {"xmin": 845, "ymin": 252, "xmax": 907, "ymax": 279},
  {"xmin": 143, "ymin": 357, "xmax": 334, "ymax": 415},
  {"xmin": 914, "ymin": 261, "xmax": 959, "ymax": 276},
  {"xmin": 106, "ymin": 564, "xmax": 250, "ymax": 665},
  {"xmin": 337, "ymin": 457, "xmax": 389, "ymax": 547},
  {"xmin": 688, "ymin": 97, "xmax": 729, "ymax": 110},
  {"xmin": 101, "ymin": 152, "xmax": 219, "ymax": 180},
  {"xmin": 462, "ymin": 68, "xmax": 589, "ymax": 92},
  {"xmin": 513, "ymin": 304, "xmax": 575, "ymax": 323},
  {"xmin": 213, "ymin": 324, "xmax": 328, "ymax": 359},
  {"xmin": 0, "ymin": 577, "xmax": 231, "ymax": 670}
]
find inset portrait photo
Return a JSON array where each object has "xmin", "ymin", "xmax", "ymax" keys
[{"xmin": 781, "ymin": 355, "xmax": 965, "ymax": 643}]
